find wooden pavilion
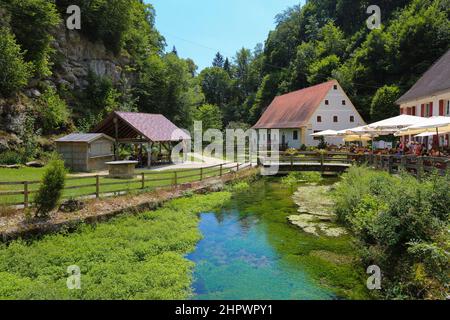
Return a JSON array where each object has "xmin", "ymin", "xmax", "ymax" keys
[{"xmin": 93, "ymin": 111, "xmax": 191, "ymax": 167}]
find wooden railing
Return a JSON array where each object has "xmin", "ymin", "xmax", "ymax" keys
[
  {"xmin": 356, "ymin": 154, "xmax": 450, "ymax": 177},
  {"xmin": 258, "ymin": 151, "xmax": 450, "ymax": 177},
  {"xmin": 0, "ymin": 163, "xmax": 253, "ymax": 208},
  {"xmin": 259, "ymin": 152, "xmax": 353, "ymax": 165}
]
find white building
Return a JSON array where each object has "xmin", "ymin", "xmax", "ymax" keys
[
  {"xmin": 396, "ymin": 49, "xmax": 450, "ymax": 147},
  {"xmin": 252, "ymin": 80, "xmax": 365, "ymax": 148}
]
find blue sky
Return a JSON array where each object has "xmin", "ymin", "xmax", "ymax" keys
[{"xmin": 149, "ymin": 0, "xmax": 302, "ymax": 71}]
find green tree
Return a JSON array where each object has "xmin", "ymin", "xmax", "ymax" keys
[
  {"xmin": 212, "ymin": 52, "xmax": 225, "ymax": 68},
  {"xmin": 0, "ymin": 27, "xmax": 32, "ymax": 96},
  {"xmin": 34, "ymin": 159, "xmax": 66, "ymax": 218},
  {"xmin": 136, "ymin": 53, "xmax": 201, "ymax": 128},
  {"xmin": 5, "ymin": 0, "xmax": 60, "ymax": 77},
  {"xmin": 38, "ymin": 87, "xmax": 70, "ymax": 134},
  {"xmin": 316, "ymin": 21, "xmax": 347, "ymax": 58},
  {"xmin": 55, "ymin": 0, "xmax": 134, "ymax": 54},
  {"xmin": 307, "ymin": 55, "xmax": 341, "ymax": 84},
  {"xmin": 198, "ymin": 67, "xmax": 232, "ymax": 107},
  {"xmin": 223, "ymin": 58, "xmax": 231, "ymax": 74},
  {"xmin": 370, "ymin": 85, "xmax": 401, "ymax": 122},
  {"xmin": 123, "ymin": 1, "xmax": 164, "ymax": 57},
  {"xmin": 194, "ymin": 104, "xmax": 223, "ymax": 130}
]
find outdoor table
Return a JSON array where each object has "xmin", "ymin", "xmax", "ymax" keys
[{"xmin": 105, "ymin": 161, "xmax": 138, "ymax": 179}]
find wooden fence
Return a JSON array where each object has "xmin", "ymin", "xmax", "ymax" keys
[
  {"xmin": 0, "ymin": 163, "xmax": 252, "ymax": 208},
  {"xmin": 355, "ymin": 154, "xmax": 450, "ymax": 177},
  {"xmin": 258, "ymin": 151, "xmax": 450, "ymax": 176}
]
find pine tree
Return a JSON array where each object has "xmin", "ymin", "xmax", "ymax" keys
[
  {"xmin": 212, "ymin": 52, "xmax": 224, "ymax": 68},
  {"xmin": 171, "ymin": 46, "xmax": 178, "ymax": 56},
  {"xmin": 223, "ymin": 58, "xmax": 231, "ymax": 75}
]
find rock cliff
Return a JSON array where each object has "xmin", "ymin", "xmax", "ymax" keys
[{"xmin": 0, "ymin": 25, "xmax": 129, "ymax": 149}]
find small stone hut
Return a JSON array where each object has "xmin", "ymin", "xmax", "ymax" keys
[{"xmin": 55, "ymin": 133, "xmax": 115, "ymax": 172}]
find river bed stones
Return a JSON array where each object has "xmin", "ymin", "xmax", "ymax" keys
[{"xmin": 288, "ymin": 184, "xmax": 347, "ymax": 237}]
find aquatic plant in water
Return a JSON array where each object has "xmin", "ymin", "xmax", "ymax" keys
[
  {"xmin": 281, "ymin": 172, "xmax": 323, "ymax": 187},
  {"xmin": 288, "ymin": 184, "xmax": 347, "ymax": 237}
]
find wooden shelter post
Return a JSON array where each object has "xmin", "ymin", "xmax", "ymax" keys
[
  {"xmin": 113, "ymin": 117, "xmax": 119, "ymax": 160},
  {"xmin": 147, "ymin": 142, "xmax": 153, "ymax": 168}
]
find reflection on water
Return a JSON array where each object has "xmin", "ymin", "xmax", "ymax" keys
[{"xmin": 187, "ymin": 179, "xmax": 336, "ymax": 300}]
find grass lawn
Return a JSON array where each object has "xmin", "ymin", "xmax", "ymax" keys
[
  {"xmin": 0, "ymin": 165, "xmax": 234, "ymax": 205},
  {"xmin": 0, "ymin": 192, "xmax": 232, "ymax": 299}
]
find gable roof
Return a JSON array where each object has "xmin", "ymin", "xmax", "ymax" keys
[
  {"xmin": 55, "ymin": 133, "xmax": 114, "ymax": 143},
  {"xmin": 397, "ymin": 49, "xmax": 450, "ymax": 104},
  {"xmin": 253, "ymin": 80, "xmax": 337, "ymax": 129},
  {"xmin": 93, "ymin": 112, "xmax": 191, "ymax": 142}
]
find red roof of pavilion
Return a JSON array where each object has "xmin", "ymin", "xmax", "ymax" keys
[
  {"xmin": 93, "ymin": 111, "xmax": 191, "ymax": 142},
  {"xmin": 253, "ymin": 80, "xmax": 336, "ymax": 129}
]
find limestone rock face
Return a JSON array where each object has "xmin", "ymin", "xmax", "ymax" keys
[
  {"xmin": 51, "ymin": 26, "xmax": 129, "ymax": 91},
  {"xmin": 0, "ymin": 99, "xmax": 28, "ymax": 136},
  {"xmin": 288, "ymin": 184, "xmax": 347, "ymax": 237},
  {"xmin": 0, "ymin": 25, "xmax": 131, "ymax": 139}
]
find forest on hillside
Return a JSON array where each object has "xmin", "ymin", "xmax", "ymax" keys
[{"xmin": 0, "ymin": 0, "xmax": 449, "ymax": 163}]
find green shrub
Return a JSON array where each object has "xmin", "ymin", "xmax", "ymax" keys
[
  {"xmin": 285, "ymin": 148, "xmax": 298, "ymax": 155},
  {"xmin": 20, "ymin": 112, "xmax": 41, "ymax": 162},
  {"xmin": 317, "ymin": 136, "xmax": 327, "ymax": 150},
  {"xmin": 0, "ymin": 150, "xmax": 23, "ymax": 165},
  {"xmin": 333, "ymin": 166, "xmax": 450, "ymax": 299},
  {"xmin": 38, "ymin": 87, "xmax": 70, "ymax": 134},
  {"xmin": 0, "ymin": 27, "xmax": 32, "ymax": 96},
  {"xmin": 34, "ymin": 159, "xmax": 66, "ymax": 218}
]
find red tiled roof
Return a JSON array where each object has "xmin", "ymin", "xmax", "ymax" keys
[
  {"xmin": 94, "ymin": 111, "xmax": 191, "ymax": 142},
  {"xmin": 253, "ymin": 80, "xmax": 336, "ymax": 129}
]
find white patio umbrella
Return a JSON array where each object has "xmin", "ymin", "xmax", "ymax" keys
[
  {"xmin": 368, "ymin": 115, "xmax": 425, "ymax": 132},
  {"xmin": 310, "ymin": 130, "xmax": 339, "ymax": 137},
  {"xmin": 344, "ymin": 135, "xmax": 373, "ymax": 142},
  {"xmin": 415, "ymin": 130, "xmax": 450, "ymax": 138},
  {"xmin": 342, "ymin": 126, "xmax": 382, "ymax": 150},
  {"xmin": 396, "ymin": 117, "xmax": 450, "ymax": 136}
]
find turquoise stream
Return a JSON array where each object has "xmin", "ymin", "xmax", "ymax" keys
[{"xmin": 187, "ymin": 179, "xmax": 347, "ymax": 300}]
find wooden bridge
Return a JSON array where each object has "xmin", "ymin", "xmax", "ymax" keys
[
  {"xmin": 259, "ymin": 152, "xmax": 351, "ymax": 175},
  {"xmin": 258, "ymin": 151, "xmax": 450, "ymax": 177}
]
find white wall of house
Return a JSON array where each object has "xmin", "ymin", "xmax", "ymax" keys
[
  {"xmin": 306, "ymin": 84, "xmax": 366, "ymax": 146},
  {"xmin": 399, "ymin": 90, "xmax": 450, "ymax": 117},
  {"xmin": 255, "ymin": 128, "xmax": 301, "ymax": 150},
  {"xmin": 398, "ymin": 90, "xmax": 450, "ymax": 147},
  {"xmin": 279, "ymin": 129, "xmax": 301, "ymax": 149}
]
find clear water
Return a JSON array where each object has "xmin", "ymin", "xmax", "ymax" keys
[{"xmin": 187, "ymin": 179, "xmax": 340, "ymax": 300}]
